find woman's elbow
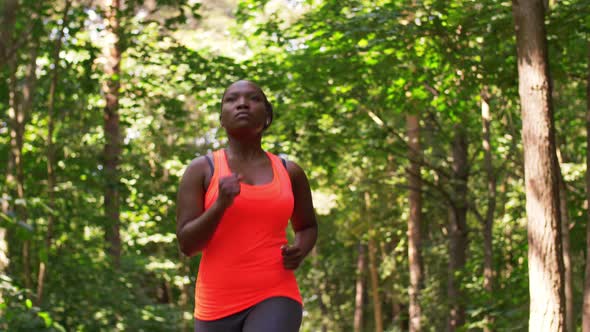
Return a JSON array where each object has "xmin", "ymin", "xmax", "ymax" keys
[
  {"xmin": 179, "ymin": 242, "xmax": 203, "ymax": 257},
  {"xmin": 179, "ymin": 243, "xmax": 194, "ymax": 257},
  {"xmin": 177, "ymin": 233, "xmax": 203, "ymax": 257}
]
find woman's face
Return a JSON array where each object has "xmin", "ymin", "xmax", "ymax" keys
[{"xmin": 220, "ymin": 81, "xmax": 269, "ymax": 135}]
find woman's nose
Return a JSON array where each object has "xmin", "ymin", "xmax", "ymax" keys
[{"xmin": 237, "ymin": 96, "xmax": 248, "ymax": 107}]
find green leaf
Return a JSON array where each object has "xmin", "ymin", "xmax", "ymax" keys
[{"xmin": 38, "ymin": 312, "xmax": 53, "ymax": 327}]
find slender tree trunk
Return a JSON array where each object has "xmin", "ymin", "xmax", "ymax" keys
[
  {"xmin": 0, "ymin": 0, "xmax": 18, "ymax": 310},
  {"xmin": 583, "ymin": 40, "xmax": 590, "ymax": 332},
  {"xmin": 36, "ymin": 0, "xmax": 71, "ymax": 305},
  {"xmin": 555, "ymin": 148, "xmax": 573, "ymax": 332},
  {"xmin": 7, "ymin": 57, "xmax": 19, "ymax": 280},
  {"xmin": 447, "ymin": 128, "xmax": 468, "ymax": 332},
  {"xmin": 407, "ymin": 114, "xmax": 423, "ymax": 332},
  {"xmin": 558, "ymin": 170, "xmax": 573, "ymax": 332},
  {"xmin": 17, "ymin": 38, "xmax": 39, "ymax": 291},
  {"xmin": 354, "ymin": 242, "xmax": 366, "ymax": 332},
  {"xmin": 481, "ymin": 92, "xmax": 496, "ymax": 332},
  {"xmin": 0, "ymin": 0, "xmax": 18, "ymax": 66},
  {"xmin": 368, "ymin": 237, "xmax": 383, "ymax": 332},
  {"xmin": 365, "ymin": 192, "xmax": 383, "ymax": 332},
  {"xmin": 103, "ymin": 0, "xmax": 122, "ymax": 267},
  {"xmin": 512, "ymin": 1, "xmax": 565, "ymax": 331}
]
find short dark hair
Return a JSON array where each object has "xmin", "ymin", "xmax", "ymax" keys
[{"xmin": 262, "ymin": 97, "xmax": 273, "ymax": 130}]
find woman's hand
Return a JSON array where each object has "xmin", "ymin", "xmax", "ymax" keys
[
  {"xmin": 281, "ymin": 244, "xmax": 305, "ymax": 270},
  {"xmin": 216, "ymin": 173, "xmax": 242, "ymax": 209}
]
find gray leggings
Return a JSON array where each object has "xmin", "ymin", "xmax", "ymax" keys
[{"xmin": 194, "ymin": 297, "xmax": 302, "ymax": 332}]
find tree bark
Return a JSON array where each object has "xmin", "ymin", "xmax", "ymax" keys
[
  {"xmin": 555, "ymin": 148, "xmax": 573, "ymax": 332},
  {"xmin": 0, "ymin": 0, "xmax": 18, "ymax": 67},
  {"xmin": 102, "ymin": 0, "xmax": 122, "ymax": 267},
  {"xmin": 365, "ymin": 192, "xmax": 383, "ymax": 332},
  {"xmin": 447, "ymin": 127, "xmax": 468, "ymax": 332},
  {"xmin": 558, "ymin": 170, "xmax": 573, "ymax": 332},
  {"xmin": 36, "ymin": 0, "xmax": 71, "ymax": 305},
  {"xmin": 583, "ymin": 40, "xmax": 590, "ymax": 332},
  {"xmin": 407, "ymin": 114, "xmax": 423, "ymax": 332},
  {"xmin": 481, "ymin": 92, "xmax": 496, "ymax": 332},
  {"xmin": 0, "ymin": 0, "xmax": 19, "ymax": 308},
  {"xmin": 368, "ymin": 237, "xmax": 383, "ymax": 332},
  {"xmin": 15, "ymin": 36, "xmax": 39, "ymax": 291},
  {"xmin": 353, "ymin": 242, "xmax": 365, "ymax": 332},
  {"xmin": 512, "ymin": 1, "xmax": 566, "ymax": 331}
]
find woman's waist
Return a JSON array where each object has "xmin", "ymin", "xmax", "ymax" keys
[
  {"xmin": 197, "ymin": 262, "xmax": 295, "ymax": 289},
  {"xmin": 203, "ymin": 235, "xmax": 286, "ymax": 261}
]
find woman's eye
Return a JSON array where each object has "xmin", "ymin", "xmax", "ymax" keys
[{"xmin": 251, "ymin": 96, "xmax": 262, "ymax": 101}]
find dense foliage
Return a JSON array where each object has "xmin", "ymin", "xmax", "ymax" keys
[{"xmin": 1, "ymin": 0, "xmax": 589, "ymax": 331}]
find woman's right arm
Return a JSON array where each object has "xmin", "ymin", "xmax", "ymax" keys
[{"xmin": 175, "ymin": 157, "xmax": 240, "ymax": 257}]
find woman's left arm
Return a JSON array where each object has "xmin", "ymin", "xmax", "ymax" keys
[{"xmin": 281, "ymin": 160, "xmax": 318, "ymax": 270}]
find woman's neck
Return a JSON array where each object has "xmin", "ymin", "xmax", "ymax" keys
[{"xmin": 226, "ymin": 136, "xmax": 264, "ymax": 161}]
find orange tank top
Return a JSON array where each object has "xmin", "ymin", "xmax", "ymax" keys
[{"xmin": 194, "ymin": 149, "xmax": 302, "ymax": 320}]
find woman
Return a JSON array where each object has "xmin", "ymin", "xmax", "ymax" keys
[{"xmin": 176, "ymin": 80, "xmax": 318, "ymax": 332}]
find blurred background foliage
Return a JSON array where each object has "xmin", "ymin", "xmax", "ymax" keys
[{"xmin": 1, "ymin": 0, "xmax": 589, "ymax": 331}]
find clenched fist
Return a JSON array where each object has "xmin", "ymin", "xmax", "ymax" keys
[
  {"xmin": 216, "ymin": 173, "xmax": 242, "ymax": 209},
  {"xmin": 281, "ymin": 244, "xmax": 304, "ymax": 270}
]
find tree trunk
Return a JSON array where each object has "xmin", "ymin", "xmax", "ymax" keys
[
  {"xmin": 481, "ymin": 92, "xmax": 496, "ymax": 332},
  {"xmin": 16, "ymin": 37, "xmax": 39, "ymax": 291},
  {"xmin": 447, "ymin": 128, "xmax": 468, "ymax": 332},
  {"xmin": 36, "ymin": 0, "xmax": 71, "ymax": 306},
  {"xmin": 407, "ymin": 114, "xmax": 423, "ymax": 332},
  {"xmin": 555, "ymin": 148, "xmax": 573, "ymax": 332},
  {"xmin": 512, "ymin": 1, "xmax": 566, "ymax": 331},
  {"xmin": 558, "ymin": 170, "xmax": 573, "ymax": 332},
  {"xmin": 583, "ymin": 40, "xmax": 590, "ymax": 332},
  {"xmin": 365, "ymin": 192, "xmax": 383, "ymax": 332},
  {"xmin": 103, "ymin": 0, "xmax": 122, "ymax": 267},
  {"xmin": 0, "ymin": 0, "xmax": 18, "ymax": 309},
  {"xmin": 353, "ymin": 242, "xmax": 365, "ymax": 332},
  {"xmin": 0, "ymin": 0, "xmax": 18, "ymax": 66},
  {"xmin": 368, "ymin": 237, "xmax": 383, "ymax": 332}
]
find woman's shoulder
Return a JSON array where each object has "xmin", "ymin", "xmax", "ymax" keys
[
  {"xmin": 284, "ymin": 159, "xmax": 305, "ymax": 177},
  {"xmin": 270, "ymin": 153, "xmax": 306, "ymax": 181},
  {"xmin": 183, "ymin": 153, "xmax": 214, "ymax": 179}
]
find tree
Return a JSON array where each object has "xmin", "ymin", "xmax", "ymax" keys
[
  {"xmin": 407, "ymin": 113, "xmax": 423, "ymax": 332},
  {"xmin": 584, "ymin": 40, "xmax": 590, "ymax": 332},
  {"xmin": 447, "ymin": 126, "xmax": 469, "ymax": 331},
  {"xmin": 36, "ymin": 0, "xmax": 72, "ymax": 305},
  {"xmin": 353, "ymin": 242, "xmax": 366, "ymax": 332},
  {"xmin": 102, "ymin": 0, "xmax": 122, "ymax": 267},
  {"xmin": 365, "ymin": 191, "xmax": 384, "ymax": 332},
  {"xmin": 0, "ymin": 0, "xmax": 18, "ymax": 306},
  {"xmin": 512, "ymin": 0, "xmax": 565, "ymax": 331},
  {"xmin": 481, "ymin": 91, "xmax": 496, "ymax": 332}
]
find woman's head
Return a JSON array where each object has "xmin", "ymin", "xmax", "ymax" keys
[{"xmin": 220, "ymin": 80, "xmax": 273, "ymax": 136}]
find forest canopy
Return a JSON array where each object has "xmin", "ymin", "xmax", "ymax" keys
[{"xmin": 1, "ymin": 0, "xmax": 590, "ymax": 331}]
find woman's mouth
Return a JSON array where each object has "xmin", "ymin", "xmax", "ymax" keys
[{"xmin": 235, "ymin": 111, "xmax": 251, "ymax": 119}]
